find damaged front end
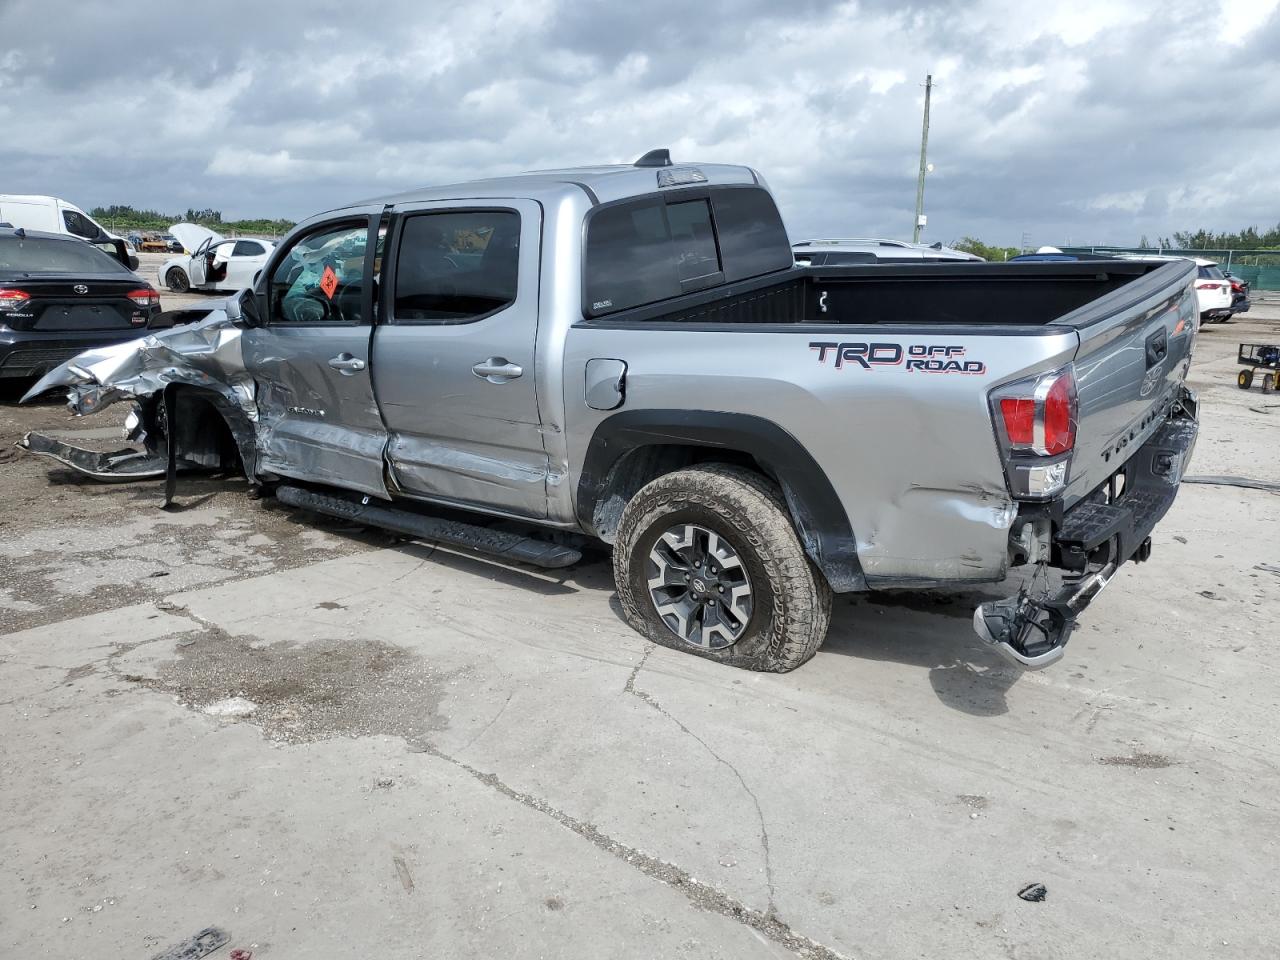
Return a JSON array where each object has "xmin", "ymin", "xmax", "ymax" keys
[{"xmin": 17, "ymin": 306, "xmax": 259, "ymax": 496}]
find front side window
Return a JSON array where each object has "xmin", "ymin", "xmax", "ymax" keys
[
  {"xmin": 269, "ymin": 222, "xmax": 370, "ymax": 324},
  {"xmin": 62, "ymin": 209, "xmax": 99, "ymax": 239},
  {"xmin": 393, "ymin": 210, "xmax": 520, "ymax": 322}
]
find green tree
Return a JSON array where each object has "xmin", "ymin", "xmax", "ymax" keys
[{"xmin": 950, "ymin": 236, "xmax": 1019, "ymax": 261}]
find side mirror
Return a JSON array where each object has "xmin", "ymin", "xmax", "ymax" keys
[
  {"xmin": 128, "ymin": 254, "xmax": 140, "ymax": 271},
  {"xmin": 224, "ymin": 288, "xmax": 263, "ymax": 328}
]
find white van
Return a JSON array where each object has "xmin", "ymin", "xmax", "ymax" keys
[{"xmin": 0, "ymin": 195, "xmax": 129, "ymax": 249}]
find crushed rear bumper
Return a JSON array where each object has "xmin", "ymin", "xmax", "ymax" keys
[{"xmin": 974, "ymin": 388, "xmax": 1198, "ymax": 669}]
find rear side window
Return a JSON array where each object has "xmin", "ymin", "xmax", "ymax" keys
[
  {"xmin": 584, "ymin": 186, "xmax": 790, "ymax": 317},
  {"xmin": 393, "ymin": 210, "xmax": 520, "ymax": 323},
  {"xmin": 0, "ymin": 236, "xmax": 129, "ymax": 274},
  {"xmin": 62, "ymin": 210, "xmax": 99, "ymax": 239},
  {"xmin": 232, "ymin": 240, "xmax": 264, "ymax": 256},
  {"xmin": 711, "ymin": 187, "xmax": 792, "ymax": 281}
]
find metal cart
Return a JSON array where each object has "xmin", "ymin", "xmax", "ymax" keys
[{"xmin": 1237, "ymin": 343, "xmax": 1280, "ymax": 392}]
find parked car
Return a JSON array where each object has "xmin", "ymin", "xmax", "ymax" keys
[
  {"xmin": 793, "ymin": 237, "xmax": 984, "ymax": 264},
  {"xmin": 0, "ymin": 227, "xmax": 161, "ymax": 380},
  {"xmin": 159, "ymin": 224, "xmax": 274, "ymax": 293},
  {"xmin": 0, "ymin": 195, "xmax": 136, "ymax": 258},
  {"xmin": 1224, "ymin": 272, "xmax": 1251, "ymax": 318},
  {"xmin": 23, "ymin": 151, "xmax": 1198, "ymax": 674}
]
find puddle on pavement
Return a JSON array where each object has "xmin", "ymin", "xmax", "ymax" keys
[{"xmin": 125, "ymin": 626, "xmax": 446, "ymax": 745}]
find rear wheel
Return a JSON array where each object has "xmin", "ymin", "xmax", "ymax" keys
[
  {"xmin": 613, "ymin": 463, "xmax": 832, "ymax": 672},
  {"xmin": 165, "ymin": 267, "xmax": 189, "ymax": 293},
  {"xmin": 1238, "ymin": 369, "xmax": 1254, "ymax": 390},
  {"xmin": 1264, "ymin": 373, "xmax": 1277, "ymax": 394}
]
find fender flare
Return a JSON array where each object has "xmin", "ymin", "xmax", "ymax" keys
[{"xmin": 576, "ymin": 409, "xmax": 865, "ymax": 592}]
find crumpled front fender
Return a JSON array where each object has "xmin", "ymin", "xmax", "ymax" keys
[{"xmin": 21, "ymin": 308, "xmax": 257, "ymax": 422}]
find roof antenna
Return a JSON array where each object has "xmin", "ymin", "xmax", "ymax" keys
[{"xmin": 634, "ymin": 148, "xmax": 672, "ymax": 168}]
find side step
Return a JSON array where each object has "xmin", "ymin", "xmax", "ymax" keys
[{"xmin": 275, "ymin": 485, "xmax": 583, "ymax": 570}]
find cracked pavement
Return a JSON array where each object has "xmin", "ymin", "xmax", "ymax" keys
[{"xmin": 2, "ymin": 308, "xmax": 1280, "ymax": 958}]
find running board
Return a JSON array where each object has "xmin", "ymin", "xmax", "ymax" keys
[{"xmin": 275, "ymin": 485, "xmax": 582, "ymax": 570}]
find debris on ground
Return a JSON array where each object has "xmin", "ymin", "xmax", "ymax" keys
[
  {"xmin": 150, "ymin": 927, "xmax": 229, "ymax": 960},
  {"xmin": 1017, "ymin": 883, "xmax": 1047, "ymax": 902}
]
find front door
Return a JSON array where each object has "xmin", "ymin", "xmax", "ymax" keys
[
  {"xmin": 188, "ymin": 239, "xmax": 210, "ymax": 286},
  {"xmin": 372, "ymin": 199, "xmax": 547, "ymax": 518},
  {"xmin": 242, "ymin": 214, "xmax": 389, "ymax": 497}
]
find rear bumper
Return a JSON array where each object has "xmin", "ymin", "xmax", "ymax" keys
[
  {"xmin": 974, "ymin": 388, "xmax": 1198, "ymax": 669},
  {"xmin": 0, "ymin": 328, "xmax": 146, "ymax": 379}
]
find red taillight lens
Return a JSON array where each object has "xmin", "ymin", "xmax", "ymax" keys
[
  {"xmin": 999, "ymin": 397, "xmax": 1036, "ymax": 446},
  {"xmin": 0, "ymin": 287, "xmax": 31, "ymax": 310},
  {"xmin": 1195, "ymin": 282, "xmax": 1221, "ymax": 290},
  {"xmin": 127, "ymin": 288, "xmax": 160, "ymax": 307},
  {"xmin": 1042, "ymin": 372, "xmax": 1076, "ymax": 455},
  {"xmin": 993, "ymin": 367, "xmax": 1077, "ymax": 456}
]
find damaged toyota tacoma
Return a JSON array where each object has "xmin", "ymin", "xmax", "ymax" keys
[{"xmin": 20, "ymin": 150, "xmax": 1200, "ymax": 673}]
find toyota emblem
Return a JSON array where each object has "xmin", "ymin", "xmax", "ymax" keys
[{"xmin": 73, "ymin": 284, "xmax": 89, "ymax": 295}]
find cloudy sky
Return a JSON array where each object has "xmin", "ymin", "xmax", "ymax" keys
[{"xmin": 2, "ymin": 0, "xmax": 1276, "ymax": 247}]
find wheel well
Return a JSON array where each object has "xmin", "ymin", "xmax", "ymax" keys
[
  {"xmin": 144, "ymin": 386, "xmax": 256, "ymax": 479},
  {"xmin": 578, "ymin": 410, "xmax": 866, "ymax": 593},
  {"xmin": 590, "ymin": 444, "xmax": 762, "ymax": 544}
]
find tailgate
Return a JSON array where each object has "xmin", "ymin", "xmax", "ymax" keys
[{"xmin": 1054, "ymin": 259, "xmax": 1198, "ymax": 507}]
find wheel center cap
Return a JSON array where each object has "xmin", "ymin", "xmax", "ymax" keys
[{"xmin": 691, "ymin": 578, "xmax": 707, "ymax": 593}]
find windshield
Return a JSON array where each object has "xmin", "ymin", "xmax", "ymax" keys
[{"xmin": 0, "ymin": 236, "xmax": 131, "ymax": 275}]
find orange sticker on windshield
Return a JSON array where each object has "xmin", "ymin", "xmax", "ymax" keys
[{"xmin": 319, "ymin": 265, "xmax": 339, "ymax": 300}]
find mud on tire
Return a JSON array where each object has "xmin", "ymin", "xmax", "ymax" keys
[{"xmin": 612, "ymin": 463, "xmax": 832, "ymax": 672}]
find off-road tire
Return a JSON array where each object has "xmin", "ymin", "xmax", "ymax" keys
[
  {"xmin": 1238, "ymin": 369, "xmax": 1254, "ymax": 390},
  {"xmin": 613, "ymin": 463, "xmax": 832, "ymax": 672},
  {"xmin": 165, "ymin": 267, "xmax": 189, "ymax": 293}
]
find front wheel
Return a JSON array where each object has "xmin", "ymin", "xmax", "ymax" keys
[
  {"xmin": 613, "ymin": 464, "xmax": 832, "ymax": 672},
  {"xmin": 165, "ymin": 267, "xmax": 190, "ymax": 293},
  {"xmin": 1238, "ymin": 369, "xmax": 1254, "ymax": 390}
]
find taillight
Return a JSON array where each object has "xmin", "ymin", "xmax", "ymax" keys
[
  {"xmin": 991, "ymin": 366, "xmax": 1078, "ymax": 500},
  {"xmin": 1195, "ymin": 282, "xmax": 1221, "ymax": 290},
  {"xmin": 127, "ymin": 288, "xmax": 160, "ymax": 308},
  {"xmin": 0, "ymin": 287, "xmax": 31, "ymax": 311},
  {"xmin": 995, "ymin": 367, "xmax": 1077, "ymax": 456}
]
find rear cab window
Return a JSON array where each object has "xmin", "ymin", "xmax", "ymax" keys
[
  {"xmin": 1197, "ymin": 265, "xmax": 1225, "ymax": 281},
  {"xmin": 0, "ymin": 236, "xmax": 129, "ymax": 274},
  {"xmin": 584, "ymin": 186, "xmax": 791, "ymax": 318}
]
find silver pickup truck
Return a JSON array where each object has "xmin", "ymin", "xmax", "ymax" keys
[{"xmin": 22, "ymin": 150, "xmax": 1200, "ymax": 673}]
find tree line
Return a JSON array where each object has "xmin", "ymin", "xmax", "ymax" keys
[{"xmin": 89, "ymin": 204, "xmax": 294, "ymax": 237}]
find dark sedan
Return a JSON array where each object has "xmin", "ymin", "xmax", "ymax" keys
[{"xmin": 0, "ymin": 227, "xmax": 161, "ymax": 380}]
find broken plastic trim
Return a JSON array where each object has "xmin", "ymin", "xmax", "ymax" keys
[
  {"xmin": 17, "ymin": 431, "xmax": 166, "ymax": 482},
  {"xmin": 971, "ymin": 552, "xmax": 1108, "ymax": 670}
]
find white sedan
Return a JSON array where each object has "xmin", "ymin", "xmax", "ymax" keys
[{"xmin": 159, "ymin": 223, "xmax": 274, "ymax": 293}]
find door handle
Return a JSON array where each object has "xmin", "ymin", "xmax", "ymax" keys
[
  {"xmin": 327, "ymin": 353, "xmax": 367, "ymax": 375},
  {"xmin": 472, "ymin": 357, "xmax": 523, "ymax": 382}
]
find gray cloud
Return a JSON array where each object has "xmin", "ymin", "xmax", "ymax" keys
[{"xmin": 1, "ymin": 0, "xmax": 1276, "ymax": 246}]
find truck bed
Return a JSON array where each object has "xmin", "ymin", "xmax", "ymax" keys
[{"xmin": 580, "ymin": 260, "xmax": 1183, "ymax": 330}]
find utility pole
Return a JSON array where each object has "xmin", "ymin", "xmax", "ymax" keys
[{"xmin": 913, "ymin": 74, "xmax": 933, "ymax": 244}]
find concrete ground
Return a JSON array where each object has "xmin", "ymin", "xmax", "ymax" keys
[{"xmin": 1, "ymin": 299, "xmax": 1277, "ymax": 959}]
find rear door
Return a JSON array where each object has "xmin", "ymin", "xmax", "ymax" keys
[
  {"xmin": 242, "ymin": 214, "xmax": 389, "ymax": 497},
  {"xmin": 372, "ymin": 199, "xmax": 548, "ymax": 518}
]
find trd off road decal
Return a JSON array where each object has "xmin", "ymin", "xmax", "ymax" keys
[{"xmin": 809, "ymin": 341, "xmax": 986, "ymax": 374}]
